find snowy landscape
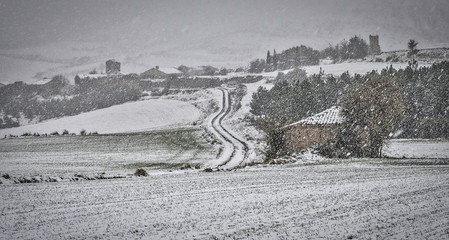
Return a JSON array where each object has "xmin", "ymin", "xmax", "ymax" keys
[{"xmin": 1, "ymin": 1, "xmax": 449, "ymax": 239}]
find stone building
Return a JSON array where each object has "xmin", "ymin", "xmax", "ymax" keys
[
  {"xmin": 282, "ymin": 106, "xmax": 343, "ymax": 153},
  {"xmin": 369, "ymin": 35, "xmax": 381, "ymax": 55},
  {"xmin": 106, "ymin": 59, "xmax": 121, "ymax": 74}
]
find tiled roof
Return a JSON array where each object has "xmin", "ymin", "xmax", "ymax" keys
[{"xmin": 286, "ymin": 106, "xmax": 343, "ymax": 127}]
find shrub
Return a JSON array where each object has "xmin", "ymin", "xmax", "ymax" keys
[
  {"xmin": 2, "ymin": 173, "xmax": 10, "ymax": 179},
  {"xmin": 134, "ymin": 168, "xmax": 148, "ymax": 177},
  {"xmin": 204, "ymin": 168, "xmax": 213, "ymax": 172},
  {"xmin": 62, "ymin": 129, "xmax": 69, "ymax": 135},
  {"xmin": 180, "ymin": 163, "xmax": 192, "ymax": 170},
  {"xmin": 50, "ymin": 131, "xmax": 60, "ymax": 136},
  {"xmin": 80, "ymin": 129, "xmax": 86, "ymax": 136}
]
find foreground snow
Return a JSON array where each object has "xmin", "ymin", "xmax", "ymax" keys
[
  {"xmin": 1, "ymin": 162, "xmax": 448, "ymax": 239},
  {"xmin": 0, "ymin": 99, "xmax": 201, "ymax": 136}
]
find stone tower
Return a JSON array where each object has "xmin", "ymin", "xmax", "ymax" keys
[
  {"xmin": 106, "ymin": 59, "xmax": 120, "ymax": 74},
  {"xmin": 369, "ymin": 35, "xmax": 381, "ymax": 55}
]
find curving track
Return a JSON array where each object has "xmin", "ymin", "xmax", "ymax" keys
[{"xmin": 206, "ymin": 88, "xmax": 249, "ymax": 170}]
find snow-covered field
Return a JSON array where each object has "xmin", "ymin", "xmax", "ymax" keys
[
  {"xmin": 0, "ymin": 129, "xmax": 216, "ymax": 178},
  {"xmin": 0, "ymin": 99, "xmax": 201, "ymax": 136},
  {"xmin": 302, "ymin": 61, "xmax": 415, "ymax": 76},
  {"xmin": 1, "ymin": 161, "xmax": 448, "ymax": 239},
  {"xmin": 384, "ymin": 139, "xmax": 449, "ymax": 159}
]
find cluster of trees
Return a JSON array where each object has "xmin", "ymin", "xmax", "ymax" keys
[
  {"xmin": 251, "ymin": 61, "xmax": 449, "ymax": 158},
  {"xmin": 320, "ymin": 76, "xmax": 405, "ymax": 158},
  {"xmin": 248, "ymin": 35, "xmax": 372, "ymax": 73},
  {"xmin": 249, "ymin": 45, "xmax": 320, "ymax": 73},
  {"xmin": 320, "ymin": 35, "xmax": 369, "ymax": 62},
  {"xmin": 250, "ymin": 69, "xmax": 367, "ymax": 123},
  {"xmin": 394, "ymin": 61, "xmax": 449, "ymax": 138},
  {"xmin": 0, "ymin": 75, "xmax": 141, "ymax": 129}
]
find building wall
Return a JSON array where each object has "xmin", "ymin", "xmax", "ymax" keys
[
  {"xmin": 369, "ymin": 35, "xmax": 381, "ymax": 55},
  {"xmin": 284, "ymin": 124, "xmax": 339, "ymax": 153},
  {"xmin": 106, "ymin": 60, "xmax": 121, "ymax": 74}
]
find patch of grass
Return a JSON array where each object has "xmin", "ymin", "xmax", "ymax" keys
[
  {"xmin": 102, "ymin": 128, "xmax": 210, "ymax": 151},
  {"xmin": 156, "ymin": 129, "xmax": 208, "ymax": 151}
]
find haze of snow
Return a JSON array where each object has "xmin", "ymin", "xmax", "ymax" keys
[
  {"xmin": 1, "ymin": 0, "xmax": 449, "ymax": 84},
  {"xmin": 0, "ymin": 99, "xmax": 200, "ymax": 136}
]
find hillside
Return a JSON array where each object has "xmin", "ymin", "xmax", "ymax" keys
[{"xmin": 0, "ymin": 99, "xmax": 200, "ymax": 137}]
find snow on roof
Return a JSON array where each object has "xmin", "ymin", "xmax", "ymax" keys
[
  {"xmin": 286, "ymin": 106, "xmax": 343, "ymax": 127},
  {"xmin": 158, "ymin": 67, "xmax": 182, "ymax": 74},
  {"xmin": 77, "ymin": 73, "xmax": 107, "ymax": 79},
  {"xmin": 34, "ymin": 78, "xmax": 53, "ymax": 85}
]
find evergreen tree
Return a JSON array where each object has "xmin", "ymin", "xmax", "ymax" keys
[
  {"xmin": 408, "ymin": 39, "xmax": 418, "ymax": 55},
  {"xmin": 408, "ymin": 39, "xmax": 419, "ymax": 70},
  {"xmin": 266, "ymin": 50, "xmax": 272, "ymax": 65},
  {"xmin": 273, "ymin": 49, "xmax": 278, "ymax": 70},
  {"xmin": 294, "ymin": 47, "xmax": 301, "ymax": 67}
]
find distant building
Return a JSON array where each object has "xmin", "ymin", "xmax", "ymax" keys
[
  {"xmin": 369, "ymin": 35, "xmax": 381, "ymax": 55},
  {"xmin": 140, "ymin": 66, "xmax": 182, "ymax": 79},
  {"xmin": 282, "ymin": 106, "xmax": 343, "ymax": 152},
  {"xmin": 106, "ymin": 59, "xmax": 121, "ymax": 75}
]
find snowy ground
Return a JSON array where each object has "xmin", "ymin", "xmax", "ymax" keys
[
  {"xmin": 0, "ymin": 99, "xmax": 201, "ymax": 136},
  {"xmin": 302, "ymin": 61, "xmax": 416, "ymax": 76},
  {"xmin": 383, "ymin": 139, "xmax": 449, "ymax": 159},
  {"xmin": 0, "ymin": 129, "xmax": 216, "ymax": 178},
  {"xmin": 1, "ymin": 63, "xmax": 449, "ymax": 238},
  {"xmin": 1, "ymin": 162, "xmax": 448, "ymax": 239},
  {"xmin": 212, "ymin": 61, "xmax": 423, "ymax": 81}
]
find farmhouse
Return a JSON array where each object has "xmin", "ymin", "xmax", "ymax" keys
[
  {"xmin": 140, "ymin": 66, "xmax": 182, "ymax": 79},
  {"xmin": 283, "ymin": 106, "xmax": 343, "ymax": 153}
]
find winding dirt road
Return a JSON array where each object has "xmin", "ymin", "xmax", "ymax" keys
[{"xmin": 206, "ymin": 88, "xmax": 249, "ymax": 170}]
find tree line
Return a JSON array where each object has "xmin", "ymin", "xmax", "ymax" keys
[
  {"xmin": 250, "ymin": 61, "xmax": 449, "ymax": 158},
  {"xmin": 0, "ymin": 75, "xmax": 141, "ymax": 129},
  {"xmin": 249, "ymin": 35, "xmax": 371, "ymax": 73}
]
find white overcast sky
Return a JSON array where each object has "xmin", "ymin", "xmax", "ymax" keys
[
  {"xmin": 1, "ymin": 0, "xmax": 449, "ymax": 48},
  {"xmin": 0, "ymin": 0, "xmax": 448, "ymax": 80}
]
